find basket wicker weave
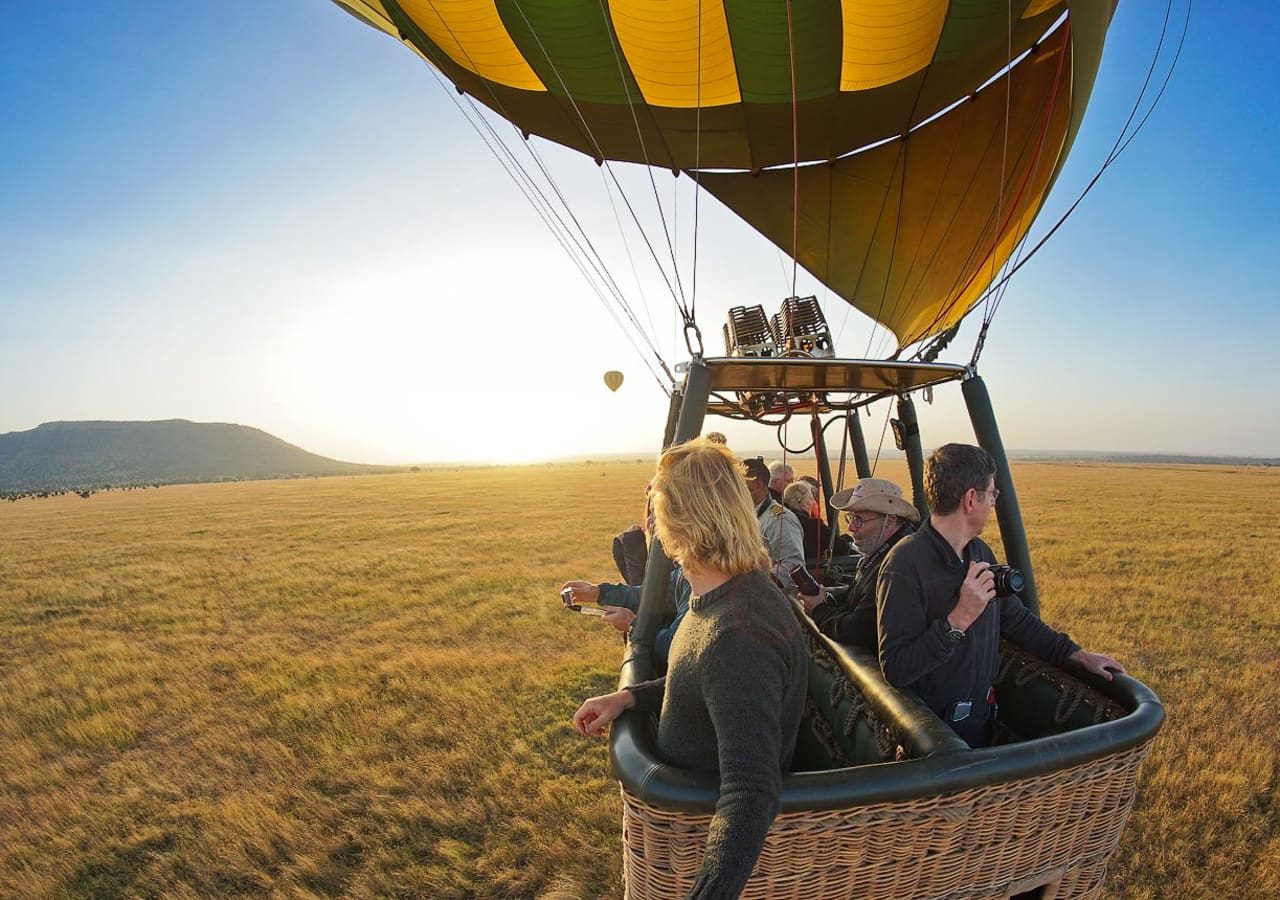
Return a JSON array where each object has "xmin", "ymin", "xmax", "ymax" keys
[{"xmin": 620, "ymin": 740, "xmax": 1152, "ymax": 899}]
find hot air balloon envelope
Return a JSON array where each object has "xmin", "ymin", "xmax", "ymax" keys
[
  {"xmin": 331, "ymin": 0, "xmax": 1118, "ymax": 351},
  {"xmin": 604, "ymin": 371, "xmax": 624, "ymax": 392}
]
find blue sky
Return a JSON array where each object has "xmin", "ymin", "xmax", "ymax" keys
[{"xmin": 2, "ymin": 2, "xmax": 1275, "ymax": 463}]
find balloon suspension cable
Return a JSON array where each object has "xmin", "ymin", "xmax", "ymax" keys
[
  {"xmin": 905, "ymin": 22, "xmax": 1070, "ymax": 363},
  {"xmin": 836, "ymin": 412, "xmax": 851, "ymax": 493},
  {"xmin": 968, "ymin": 0, "xmax": 1190, "ymax": 367},
  {"xmin": 420, "ymin": 61, "xmax": 672, "ymax": 392},
  {"xmin": 689, "ymin": 0, "xmax": 703, "ymax": 325},
  {"xmin": 880, "ymin": 12, "xmax": 1068, "ymax": 362},
  {"xmin": 785, "ymin": 0, "xmax": 800, "ymax": 298},
  {"xmin": 869, "ymin": 398, "xmax": 897, "ymax": 475},
  {"xmin": 418, "ymin": 0, "xmax": 703, "ymax": 391},
  {"xmin": 978, "ymin": 0, "xmax": 1016, "ymax": 332},
  {"xmin": 501, "ymin": 0, "xmax": 692, "ymax": 321}
]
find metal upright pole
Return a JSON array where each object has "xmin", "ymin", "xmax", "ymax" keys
[
  {"xmin": 621, "ymin": 358, "xmax": 711, "ymax": 686},
  {"xmin": 848, "ymin": 410, "xmax": 872, "ymax": 479},
  {"xmin": 810, "ymin": 413, "xmax": 838, "ymax": 559},
  {"xmin": 661, "ymin": 385, "xmax": 683, "ymax": 450},
  {"xmin": 962, "ymin": 373, "xmax": 1040, "ymax": 617},
  {"xmin": 896, "ymin": 395, "xmax": 930, "ymax": 522}
]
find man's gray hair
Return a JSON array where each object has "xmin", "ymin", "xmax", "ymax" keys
[{"xmin": 768, "ymin": 460, "xmax": 793, "ymax": 479}]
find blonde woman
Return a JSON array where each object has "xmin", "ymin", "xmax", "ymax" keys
[{"xmin": 573, "ymin": 438, "xmax": 807, "ymax": 898}]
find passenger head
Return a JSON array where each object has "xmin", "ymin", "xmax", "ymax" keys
[
  {"xmin": 651, "ymin": 439, "xmax": 769, "ymax": 578},
  {"xmin": 831, "ymin": 477, "xmax": 919, "ymax": 557},
  {"xmin": 741, "ymin": 457, "xmax": 771, "ymax": 505},
  {"xmin": 705, "ymin": 431, "xmax": 727, "ymax": 445},
  {"xmin": 781, "ymin": 481, "xmax": 814, "ymax": 515},
  {"xmin": 768, "ymin": 461, "xmax": 794, "ymax": 494},
  {"xmin": 925, "ymin": 443, "xmax": 998, "ymax": 517}
]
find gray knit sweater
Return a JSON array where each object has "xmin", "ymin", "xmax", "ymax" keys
[{"xmin": 628, "ymin": 568, "xmax": 807, "ymax": 899}]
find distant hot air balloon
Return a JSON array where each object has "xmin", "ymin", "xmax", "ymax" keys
[{"xmin": 603, "ymin": 371, "xmax": 624, "ymax": 393}]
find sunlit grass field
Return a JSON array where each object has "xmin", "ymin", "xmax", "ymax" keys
[{"xmin": 1, "ymin": 460, "xmax": 1277, "ymax": 898}]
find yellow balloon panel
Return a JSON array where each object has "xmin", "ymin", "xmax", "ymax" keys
[
  {"xmin": 397, "ymin": 0, "xmax": 546, "ymax": 91},
  {"xmin": 608, "ymin": 0, "xmax": 741, "ymax": 108},
  {"xmin": 839, "ymin": 0, "xmax": 949, "ymax": 92}
]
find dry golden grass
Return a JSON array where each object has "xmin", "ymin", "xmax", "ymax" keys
[{"xmin": 0, "ymin": 460, "xmax": 1276, "ymax": 898}]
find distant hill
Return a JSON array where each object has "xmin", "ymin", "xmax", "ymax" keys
[{"xmin": 0, "ymin": 420, "xmax": 394, "ymax": 492}]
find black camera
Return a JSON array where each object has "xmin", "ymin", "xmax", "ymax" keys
[
  {"xmin": 987, "ymin": 565, "xmax": 1025, "ymax": 597},
  {"xmin": 789, "ymin": 564, "xmax": 822, "ymax": 597}
]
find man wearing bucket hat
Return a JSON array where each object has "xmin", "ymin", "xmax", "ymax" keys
[{"xmin": 799, "ymin": 477, "xmax": 919, "ymax": 647}]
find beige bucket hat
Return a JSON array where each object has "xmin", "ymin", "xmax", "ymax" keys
[{"xmin": 829, "ymin": 477, "xmax": 921, "ymax": 524}]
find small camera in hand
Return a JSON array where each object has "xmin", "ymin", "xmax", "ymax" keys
[{"xmin": 987, "ymin": 564, "xmax": 1025, "ymax": 597}]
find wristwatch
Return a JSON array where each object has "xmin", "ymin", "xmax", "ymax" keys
[{"xmin": 945, "ymin": 621, "xmax": 965, "ymax": 643}]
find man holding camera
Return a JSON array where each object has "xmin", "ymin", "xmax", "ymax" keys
[{"xmin": 877, "ymin": 443, "xmax": 1124, "ymax": 747}]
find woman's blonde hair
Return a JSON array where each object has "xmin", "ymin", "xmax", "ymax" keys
[
  {"xmin": 781, "ymin": 480, "xmax": 814, "ymax": 513},
  {"xmin": 650, "ymin": 438, "xmax": 769, "ymax": 577}
]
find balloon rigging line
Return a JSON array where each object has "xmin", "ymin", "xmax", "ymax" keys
[
  {"xmin": 981, "ymin": 1, "xmax": 1016, "ymax": 329},
  {"xmin": 875, "ymin": 106, "xmax": 968, "ymax": 356},
  {"xmin": 505, "ymin": 0, "xmax": 692, "ymax": 329},
  {"xmin": 598, "ymin": 166, "xmax": 660, "ymax": 359},
  {"xmin": 906, "ymin": 25, "xmax": 1070, "ymax": 358},
  {"xmin": 429, "ymin": 0, "xmax": 687, "ymax": 386},
  {"xmin": 875, "ymin": 397, "xmax": 901, "ymax": 477},
  {"xmin": 690, "ymin": 0, "xmax": 703, "ymax": 327},
  {"xmin": 836, "ymin": 412, "xmax": 851, "ymax": 494},
  {"xmin": 977, "ymin": 16, "xmax": 1059, "ymax": 337},
  {"xmin": 980, "ymin": 0, "xmax": 1188, "ymax": 333},
  {"xmin": 863, "ymin": 131, "xmax": 913, "ymax": 362},
  {"xmin": 785, "ymin": 0, "xmax": 801, "ymax": 298},
  {"xmin": 514, "ymin": 130, "xmax": 676, "ymax": 382},
  {"xmin": 904, "ymin": 33, "xmax": 1062, "ymax": 352},
  {"xmin": 511, "ymin": 0, "xmax": 686, "ymax": 320},
  {"xmin": 965, "ymin": 0, "xmax": 1190, "ymax": 362},
  {"xmin": 411, "ymin": 3, "xmax": 658, "ymax": 337},
  {"xmin": 976, "ymin": 22, "xmax": 1069, "ymax": 363},
  {"xmin": 1105, "ymin": 1, "xmax": 1189, "ymax": 165},
  {"xmin": 837, "ymin": 13, "xmax": 1066, "ymax": 356},
  {"xmin": 859, "ymin": 73, "xmax": 932, "ymax": 359},
  {"xmin": 585, "ymin": 0, "xmax": 693, "ymax": 326},
  {"xmin": 417, "ymin": 58, "xmax": 672, "ymax": 391}
]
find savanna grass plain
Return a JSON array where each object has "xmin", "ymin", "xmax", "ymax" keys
[{"xmin": 1, "ymin": 460, "xmax": 1277, "ymax": 898}]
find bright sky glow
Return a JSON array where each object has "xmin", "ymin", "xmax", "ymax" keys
[{"xmin": 2, "ymin": 3, "xmax": 1275, "ymax": 464}]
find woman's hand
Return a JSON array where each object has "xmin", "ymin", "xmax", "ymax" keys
[{"xmin": 572, "ymin": 690, "xmax": 636, "ymax": 737}]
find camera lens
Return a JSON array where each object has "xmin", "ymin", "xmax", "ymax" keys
[{"xmin": 988, "ymin": 565, "xmax": 1025, "ymax": 597}]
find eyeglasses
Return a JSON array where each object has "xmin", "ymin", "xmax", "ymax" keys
[
  {"xmin": 843, "ymin": 512, "xmax": 885, "ymax": 529},
  {"xmin": 977, "ymin": 487, "xmax": 1000, "ymax": 503}
]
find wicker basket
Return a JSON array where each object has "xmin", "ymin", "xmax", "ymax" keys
[{"xmin": 621, "ymin": 740, "xmax": 1152, "ymax": 899}]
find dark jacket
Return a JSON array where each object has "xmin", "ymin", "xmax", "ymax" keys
[
  {"xmin": 877, "ymin": 520, "xmax": 1079, "ymax": 745},
  {"xmin": 598, "ymin": 565, "xmax": 690, "ymax": 665},
  {"xmin": 809, "ymin": 522, "xmax": 915, "ymax": 646},
  {"xmin": 791, "ymin": 508, "xmax": 853, "ymax": 561}
]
